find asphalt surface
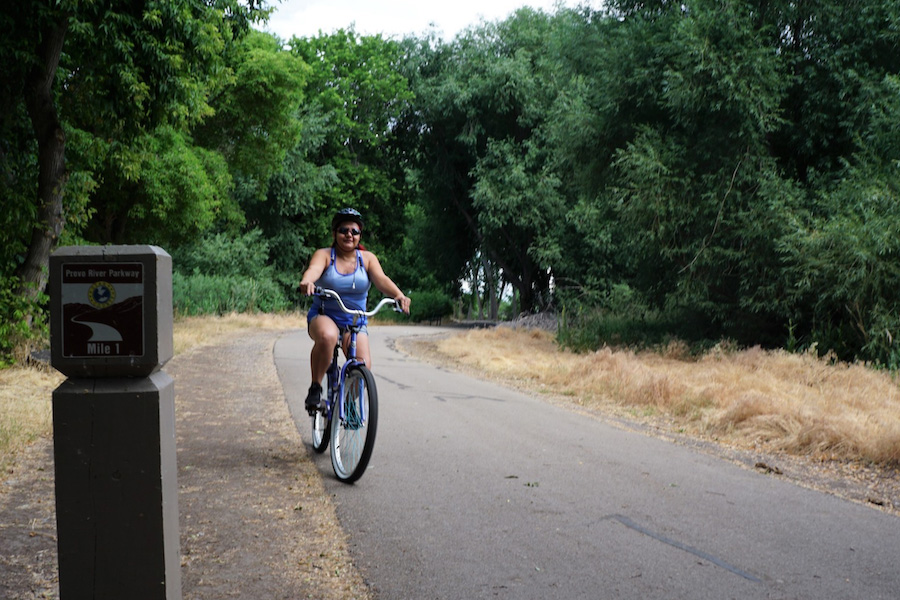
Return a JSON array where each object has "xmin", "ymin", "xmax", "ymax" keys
[{"xmin": 275, "ymin": 325, "xmax": 900, "ymax": 600}]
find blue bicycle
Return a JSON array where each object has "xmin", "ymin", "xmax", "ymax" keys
[{"xmin": 310, "ymin": 287, "xmax": 400, "ymax": 483}]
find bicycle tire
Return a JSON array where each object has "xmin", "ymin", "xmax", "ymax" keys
[
  {"xmin": 311, "ymin": 405, "xmax": 331, "ymax": 453},
  {"xmin": 330, "ymin": 365, "xmax": 378, "ymax": 483}
]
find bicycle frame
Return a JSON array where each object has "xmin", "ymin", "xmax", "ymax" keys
[
  {"xmin": 335, "ymin": 317, "xmax": 366, "ymax": 423},
  {"xmin": 316, "ymin": 288, "xmax": 398, "ymax": 423}
]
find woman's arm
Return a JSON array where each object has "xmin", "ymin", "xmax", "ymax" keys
[
  {"xmin": 298, "ymin": 248, "xmax": 330, "ymax": 295},
  {"xmin": 364, "ymin": 251, "xmax": 411, "ymax": 314}
]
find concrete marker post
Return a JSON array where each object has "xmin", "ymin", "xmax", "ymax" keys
[{"xmin": 49, "ymin": 245, "xmax": 181, "ymax": 600}]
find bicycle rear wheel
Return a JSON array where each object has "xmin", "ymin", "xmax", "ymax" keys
[
  {"xmin": 330, "ymin": 365, "xmax": 378, "ymax": 483},
  {"xmin": 311, "ymin": 377, "xmax": 331, "ymax": 453},
  {"xmin": 311, "ymin": 405, "xmax": 331, "ymax": 453}
]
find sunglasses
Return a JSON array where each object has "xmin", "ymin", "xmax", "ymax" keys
[{"xmin": 337, "ymin": 227, "xmax": 361, "ymax": 236}]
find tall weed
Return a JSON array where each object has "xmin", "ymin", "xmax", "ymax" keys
[{"xmin": 173, "ymin": 272, "xmax": 289, "ymax": 315}]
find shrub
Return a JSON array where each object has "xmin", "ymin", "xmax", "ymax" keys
[
  {"xmin": 409, "ymin": 290, "xmax": 454, "ymax": 323},
  {"xmin": 0, "ymin": 276, "xmax": 46, "ymax": 367},
  {"xmin": 173, "ymin": 272, "xmax": 289, "ymax": 315},
  {"xmin": 170, "ymin": 229, "xmax": 295, "ymax": 315},
  {"xmin": 171, "ymin": 229, "xmax": 272, "ymax": 279},
  {"xmin": 370, "ymin": 289, "xmax": 453, "ymax": 324},
  {"xmin": 556, "ymin": 284, "xmax": 706, "ymax": 354}
]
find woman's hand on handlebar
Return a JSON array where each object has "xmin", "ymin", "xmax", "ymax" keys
[
  {"xmin": 298, "ymin": 280, "xmax": 317, "ymax": 296},
  {"xmin": 395, "ymin": 294, "xmax": 411, "ymax": 315}
]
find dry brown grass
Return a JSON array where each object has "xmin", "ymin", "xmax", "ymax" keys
[
  {"xmin": 1, "ymin": 312, "xmax": 304, "ymax": 476},
  {"xmin": 432, "ymin": 328, "xmax": 900, "ymax": 466},
  {"xmin": 0, "ymin": 363, "xmax": 63, "ymax": 474}
]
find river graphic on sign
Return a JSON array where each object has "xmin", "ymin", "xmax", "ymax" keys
[{"xmin": 71, "ymin": 316, "xmax": 124, "ymax": 342}]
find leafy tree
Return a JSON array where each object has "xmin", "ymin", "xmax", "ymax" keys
[
  {"xmin": 287, "ymin": 29, "xmax": 415, "ymax": 256},
  {"xmin": 779, "ymin": 74, "xmax": 900, "ymax": 364},
  {"xmin": 553, "ymin": 0, "xmax": 900, "ymax": 356},
  {"xmin": 82, "ymin": 126, "xmax": 237, "ymax": 246},
  {"xmin": 193, "ymin": 29, "xmax": 309, "ymax": 195},
  {"xmin": 393, "ymin": 34, "xmax": 479, "ymax": 299},
  {"xmin": 401, "ymin": 10, "xmax": 570, "ymax": 313},
  {"xmin": 599, "ymin": 2, "xmax": 789, "ymax": 332},
  {"xmin": 471, "ymin": 137, "xmax": 563, "ymax": 311},
  {"xmin": 767, "ymin": 0, "xmax": 900, "ymax": 183},
  {"xmin": 80, "ymin": 28, "xmax": 309, "ymax": 247},
  {"xmin": 245, "ymin": 105, "xmax": 340, "ymax": 294},
  {"xmin": 0, "ymin": 0, "xmax": 266, "ymax": 303}
]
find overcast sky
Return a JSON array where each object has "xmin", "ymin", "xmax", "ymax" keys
[{"xmin": 260, "ymin": 0, "xmax": 598, "ymax": 41}]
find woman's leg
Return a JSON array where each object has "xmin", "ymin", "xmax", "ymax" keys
[
  {"xmin": 308, "ymin": 315, "xmax": 340, "ymax": 383},
  {"xmin": 343, "ymin": 331, "xmax": 371, "ymax": 369}
]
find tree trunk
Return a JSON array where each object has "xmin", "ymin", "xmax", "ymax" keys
[
  {"xmin": 494, "ymin": 281, "xmax": 506, "ymax": 320},
  {"xmin": 518, "ymin": 278, "xmax": 535, "ymax": 315},
  {"xmin": 16, "ymin": 21, "xmax": 69, "ymax": 301},
  {"xmin": 481, "ymin": 253, "xmax": 499, "ymax": 320}
]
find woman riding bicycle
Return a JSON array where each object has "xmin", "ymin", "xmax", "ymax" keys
[{"xmin": 298, "ymin": 208, "xmax": 411, "ymax": 413}]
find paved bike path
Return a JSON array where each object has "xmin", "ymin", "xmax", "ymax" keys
[{"xmin": 275, "ymin": 326, "xmax": 900, "ymax": 600}]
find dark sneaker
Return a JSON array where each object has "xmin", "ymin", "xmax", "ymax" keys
[{"xmin": 305, "ymin": 383, "xmax": 323, "ymax": 415}]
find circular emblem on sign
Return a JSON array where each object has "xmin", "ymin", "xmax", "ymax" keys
[{"xmin": 88, "ymin": 281, "xmax": 116, "ymax": 308}]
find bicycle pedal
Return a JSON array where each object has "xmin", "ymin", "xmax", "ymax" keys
[{"xmin": 306, "ymin": 399, "xmax": 326, "ymax": 416}]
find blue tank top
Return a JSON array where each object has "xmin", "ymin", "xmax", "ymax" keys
[{"xmin": 309, "ymin": 248, "xmax": 370, "ymax": 327}]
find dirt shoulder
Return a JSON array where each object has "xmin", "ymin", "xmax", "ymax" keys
[{"xmin": 0, "ymin": 329, "xmax": 371, "ymax": 600}]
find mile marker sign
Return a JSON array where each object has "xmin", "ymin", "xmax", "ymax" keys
[
  {"xmin": 49, "ymin": 245, "xmax": 173, "ymax": 378},
  {"xmin": 60, "ymin": 262, "xmax": 145, "ymax": 358}
]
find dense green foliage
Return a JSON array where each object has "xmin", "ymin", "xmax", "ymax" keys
[
  {"xmin": 3, "ymin": 1, "xmax": 900, "ymax": 366},
  {"xmin": 0, "ymin": 0, "xmax": 268, "ymax": 355},
  {"xmin": 171, "ymin": 230, "xmax": 290, "ymax": 315}
]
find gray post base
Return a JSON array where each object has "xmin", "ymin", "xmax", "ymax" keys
[{"xmin": 52, "ymin": 371, "xmax": 181, "ymax": 600}]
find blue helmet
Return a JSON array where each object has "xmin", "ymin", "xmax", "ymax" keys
[{"xmin": 331, "ymin": 207, "xmax": 364, "ymax": 231}]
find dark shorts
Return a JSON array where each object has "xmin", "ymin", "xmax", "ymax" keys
[{"xmin": 307, "ymin": 308, "xmax": 368, "ymax": 335}]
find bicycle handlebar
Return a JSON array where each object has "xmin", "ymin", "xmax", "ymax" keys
[{"xmin": 314, "ymin": 287, "xmax": 403, "ymax": 316}]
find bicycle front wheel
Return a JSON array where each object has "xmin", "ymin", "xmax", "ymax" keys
[{"xmin": 330, "ymin": 365, "xmax": 378, "ymax": 483}]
